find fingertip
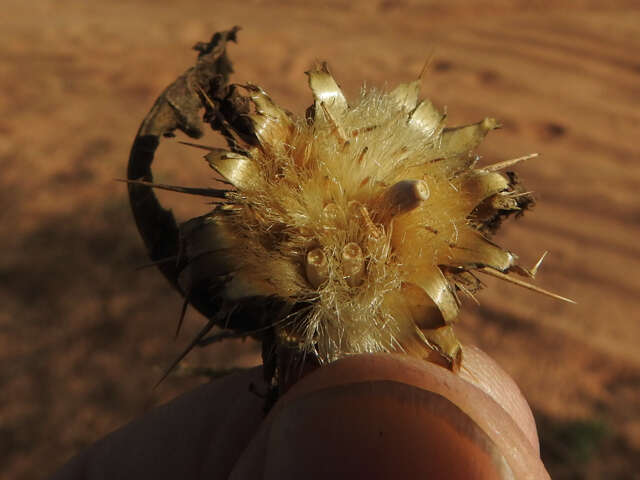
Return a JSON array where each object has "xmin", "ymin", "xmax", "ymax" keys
[
  {"xmin": 231, "ymin": 353, "xmax": 550, "ymax": 479},
  {"xmin": 458, "ymin": 345, "xmax": 540, "ymax": 454},
  {"xmin": 262, "ymin": 381, "xmax": 510, "ymax": 479}
]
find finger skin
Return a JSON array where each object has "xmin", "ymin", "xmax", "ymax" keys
[
  {"xmin": 50, "ymin": 347, "xmax": 549, "ymax": 480},
  {"xmin": 232, "ymin": 381, "xmax": 511, "ymax": 479},
  {"xmin": 231, "ymin": 350, "xmax": 549, "ymax": 479},
  {"xmin": 458, "ymin": 345, "xmax": 540, "ymax": 455},
  {"xmin": 49, "ymin": 367, "xmax": 268, "ymax": 480}
]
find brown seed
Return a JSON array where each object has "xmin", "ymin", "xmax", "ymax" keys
[
  {"xmin": 305, "ymin": 248, "xmax": 329, "ymax": 288},
  {"xmin": 323, "ymin": 202, "xmax": 341, "ymax": 222},
  {"xmin": 382, "ymin": 179, "xmax": 430, "ymax": 216},
  {"xmin": 342, "ymin": 242, "xmax": 364, "ymax": 287}
]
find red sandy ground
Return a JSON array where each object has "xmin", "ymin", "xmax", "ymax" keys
[{"xmin": 1, "ymin": 1, "xmax": 639, "ymax": 478}]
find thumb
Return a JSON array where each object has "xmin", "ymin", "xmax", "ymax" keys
[{"xmin": 230, "ymin": 347, "xmax": 549, "ymax": 479}]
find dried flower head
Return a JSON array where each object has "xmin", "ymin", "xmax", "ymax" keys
[
  {"xmin": 127, "ymin": 30, "xmax": 572, "ymax": 389},
  {"xmin": 176, "ymin": 63, "xmax": 570, "ymax": 371}
]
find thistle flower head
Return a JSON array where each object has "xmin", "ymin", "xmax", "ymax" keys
[{"xmin": 178, "ymin": 63, "xmax": 541, "ymax": 366}]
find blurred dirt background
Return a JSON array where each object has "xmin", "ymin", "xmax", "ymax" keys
[{"xmin": 1, "ymin": 1, "xmax": 639, "ymax": 478}]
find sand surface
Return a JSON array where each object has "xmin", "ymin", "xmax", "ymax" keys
[{"xmin": 1, "ymin": 1, "xmax": 639, "ymax": 478}]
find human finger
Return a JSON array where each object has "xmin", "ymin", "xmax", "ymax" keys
[
  {"xmin": 230, "ymin": 349, "xmax": 549, "ymax": 479},
  {"xmin": 49, "ymin": 366, "xmax": 268, "ymax": 480}
]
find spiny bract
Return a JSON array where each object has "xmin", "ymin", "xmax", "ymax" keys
[{"xmin": 178, "ymin": 63, "xmax": 540, "ymax": 367}]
